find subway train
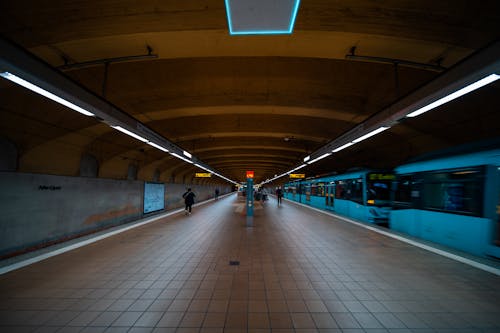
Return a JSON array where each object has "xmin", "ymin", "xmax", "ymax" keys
[{"xmin": 283, "ymin": 148, "xmax": 500, "ymax": 259}]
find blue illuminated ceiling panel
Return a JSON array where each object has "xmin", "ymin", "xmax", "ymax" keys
[{"xmin": 225, "ymin": 0, "xmax": 300, "ymax": 35}]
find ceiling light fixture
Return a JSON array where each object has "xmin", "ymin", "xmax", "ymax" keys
[
  {"xmin": 352, "ymin": 127, "xmax": 391, "ymax": 143},
  {"xmin": 170, "ymin": 153, "xmax": 194, "ymax": 164},
  {"xmin": 332, "ymin": 142, "xmax": 355, "ymax": 153},
  {"xmin": 194, "ymin": 163, "xmax": 212, "ymax": 173},
  {"xmin": 290, "ymin": 164, "xmax": 307, "ymax": 173},
  {"xmin": 111, "ymin": 126, "xmax": 148, "ymax": 142},
  {"xmin": 147, "ymin": 142, "xmax": 169, "ymax": 153},
  {"xmin": 0, "ymin": 71, "xmax": 94, "ymax": 116},
  {"xmin": 406, "ymin": 73, "xmax": 500, "ymax": 118},
  {"xmin": 225, "ymin": 0, "xmax": 301, "ymax": 35},
  {"xmin": 306, "ymin": 153, "xmax": 332, "ymax": 165}
]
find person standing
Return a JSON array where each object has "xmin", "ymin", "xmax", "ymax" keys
[
  {"xmin": 182, "ymin": 188, "xmax": 196, "ymax": 215},
  {"xmin": 215, "ymin": 188, "xmax": 220, "ymax": 200},
  {"xmin": 276, "ymin": 187, "xmax": 283, "ymax": 206}
]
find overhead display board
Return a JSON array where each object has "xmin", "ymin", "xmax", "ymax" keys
[
  {"xmin": 195, "ymin": 173, "xmax": 212, "ymax": 178},
  {"xmin": 289, "ymin": 173, "xmax": 305, "ymax": 179}
]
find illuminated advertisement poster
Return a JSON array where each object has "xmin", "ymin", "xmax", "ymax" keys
[{"xmin": 144, "ymin": 182, "xmax": 165, "ymax": 214}]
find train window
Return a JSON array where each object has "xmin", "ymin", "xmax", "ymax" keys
[
  {"xmin": 318, "ymin": 183, "xmax": 325, "ymax": 196},
  {"xmin": 393, "ymin": 175, "xmax": 415, "ymax": 209},
  {"xmin": 421, "ymin": 167, "xmax": 484, "ymax": 216},
  {"xmin": 335, "ymin": 179, "xmax": 362, "ymax": 203},
  {"xmin": 310, "ymin": 183, "xmax": 325, "ymax": 197},
  {"xmin": 335, "ymin": 180, "xmax": 345, "ymax": 199},
  {"xmin": 349, "ymin": 178, "xmax": 363, "ymax": 204},
  {"xmin": 367, "ymin": 173, "xmax": 393, "ymax": 203}
]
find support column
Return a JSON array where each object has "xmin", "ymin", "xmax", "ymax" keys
[{"xmin": 246, "ymin": 177, "xmax": 254, "ymax": 227}]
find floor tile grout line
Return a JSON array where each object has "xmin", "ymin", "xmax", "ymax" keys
[
  {"xmin": 283, "ymin": 199, "xmax": 500, "ymax": 276},
  {"xmin": 99, "ymin": 210, "xmax": 224, "ymax": 329}
]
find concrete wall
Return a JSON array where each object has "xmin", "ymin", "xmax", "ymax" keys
[
  {"xmin": 165, "ymin": 183, "xmax": 228, "ymax": 210},
  {"xmin": 0, "ymin": 172, "xmax": 232, "ymax": 258}
]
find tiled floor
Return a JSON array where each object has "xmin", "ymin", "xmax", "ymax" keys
[{"xmin": 1, "ymin": 194, "xmax": 500, "ymax": 332}]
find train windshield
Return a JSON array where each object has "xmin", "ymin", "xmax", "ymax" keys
[{"xmin": 367, "ymin": 173, "xmax": 394, "ymax": 205}]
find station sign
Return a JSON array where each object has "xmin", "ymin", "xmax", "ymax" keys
[
  {"xmin": 289, "ymin": 173, "xmax": 305, "ymax": 179},
  {"xmin": 246, "ymin": 170, "xmax": 254, "ymax": 179},
  {"xmin": 195, "ymin": 173, "xmax": 211, "ymax": 178}
]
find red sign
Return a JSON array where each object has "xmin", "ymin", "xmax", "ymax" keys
[{"xmin": 246, "ymin": 171, "xmax": 254, "ymax": 179}]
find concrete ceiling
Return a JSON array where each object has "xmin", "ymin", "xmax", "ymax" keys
[{"xmin": 0, "ymin": 1, "xmax": 499, "ymax": 184}]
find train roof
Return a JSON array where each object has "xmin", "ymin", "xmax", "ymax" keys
[{"xmin": 395, "ymin": 148, "xmax": 500, "ymax": 174}]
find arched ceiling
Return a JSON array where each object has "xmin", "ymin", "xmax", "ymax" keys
[{"xmin": 0, "ymin": 1, "xmax": 499, "ymax": 184}]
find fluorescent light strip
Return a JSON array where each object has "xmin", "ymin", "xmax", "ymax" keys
[
  {"xmin": 352, "ymin": 126, "xmax": 390, "ymax": 143},
  {"xmin": 303, "ymin": 155, "xmax": 311, "ymax": 162},
  {"xmin": 306, "ymin": 153, "xmax": 332, "ymax": 164},
  {"xmin": 224, "ymin": 0, "xmax": 234, "ymax": 34},
  {"xmin": 194, "ymin": 163, "xmax": 208, "ymax": 171},
  {"xmin": 194, "ymin": 163, "xmax": 211, "ymax": 172},
  {"xmin": 170, "ymin": 153, "xmax": 193, "ymax": 164},
  {"xmin": 183, "ymin": 151, "xmax": 192, "ymax": 159},
  {"xmin": 294, "ymin": 164, "xmax": 307, "ymax": 171},
  {"xmin": 269, "ymin": 172, "xmax": 289, "ymax": 182},
  {"xmin": 147, "ymin": 142, "xmax": 168, "ymax": 153},
  {"xmin": 332, "ymin": 142, "xmax": 354, "ymax": 153},
  {"xmin": 0, "ymin": 71, "xmax": 94, "ymax": 116},
  {"xmin": 287, "ymin": 163, "xmax": 307, "ymax": 174},
  {"xmin": 111, "ymin": 126, "xmax": 148, "ymax": 142},
  {"xmin": 212, "ymin": 171, "xmax": 236, "ymax": 184},
  {"xmin": 406, "ymin": 74, "xmax": 500, "ymax": 118},
  {"xmin": 288, "ymin": 0, "xmax": 301, "ymax": 32}
]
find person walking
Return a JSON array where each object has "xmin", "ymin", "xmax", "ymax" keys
[
  {"xmin": 276, "ymin": 187, "xmax": 283, "ymax": 206},
  {"xmin": 182, "ymin": 188, "xmax": 196, "ymax": 214}
]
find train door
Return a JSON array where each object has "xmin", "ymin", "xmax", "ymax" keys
[{"xmin": 325, "ymin": 184, "xmax": 334, "ymax": 210}]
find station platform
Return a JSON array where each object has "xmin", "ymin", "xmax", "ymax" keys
[{"xmin": 1, "ymin": 193, "xmax": 500, "ymax": 332}]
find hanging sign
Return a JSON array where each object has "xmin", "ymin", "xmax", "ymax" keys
[
  {"xmin": 195, "ymin": 173, "xmax": 211, "ymax": 178},
  {"xmin": 289, "ymin": 173, "xmax": 305, "ymax": 179}
]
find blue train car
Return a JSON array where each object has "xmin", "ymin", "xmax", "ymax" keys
[
  {"xmin": 284, "ymin": 170, "xmax": 394, "ymax": 225},
  {"xmin": 390, "ymin": 149, "xmax": 500, "ymax": 258}
]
